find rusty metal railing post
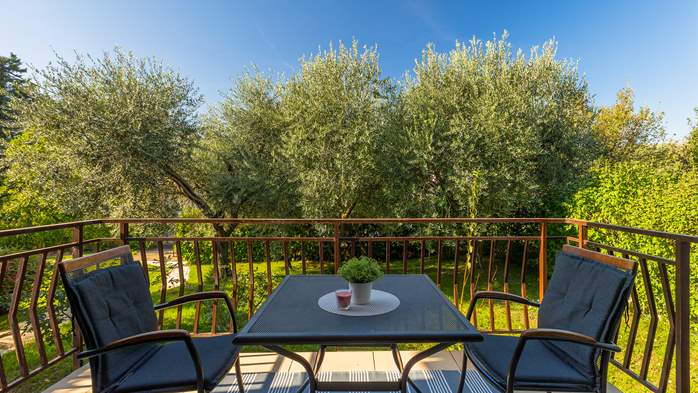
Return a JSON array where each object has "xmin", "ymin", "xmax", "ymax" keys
[
  {"xmin": 334, "ymin": 222, "xmax": 341, "ymax": 273},
  {"xmin": 675, "ymin": 240, "xmax": 690, "ymax": 393},
  {"xmin": 70, "ymin": 223, "xmax": 84, "ymax": 370},
  {"xmin": 577, "ymin": 222, "xmax": 587, "ymax": 248},
  {"xmin": 71, "ymin": 223, "xmax": 83, "ymax": 259},
  {"xmin": 538, "ymin": 222, "xmax": 547, "ymax": 301},
  {"xmin": 119, "ymin": 222, "xmax": 129, "ymax": 245}
]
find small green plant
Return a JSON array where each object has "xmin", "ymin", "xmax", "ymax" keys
[{"xmin": 338, "ymin": 256, "xmax": 383, "ymax": 283}]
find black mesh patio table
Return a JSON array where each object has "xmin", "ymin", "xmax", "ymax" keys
[{"xmin": 233, "ymin": 275, "xmax": 482, "ymax": 393}]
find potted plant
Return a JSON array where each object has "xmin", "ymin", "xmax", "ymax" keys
[{"xmin": 338, "ymin": 256, "xmax": 383, "ymax": 304}]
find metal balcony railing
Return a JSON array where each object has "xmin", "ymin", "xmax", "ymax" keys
[{"xmin": 0, "ymin": 218, "xmax": 693, "ymax": 392}]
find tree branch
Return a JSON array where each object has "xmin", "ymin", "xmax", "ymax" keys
[{"xmin": 161, "ymin": 164, "xmax": 219, "ymax": 219}]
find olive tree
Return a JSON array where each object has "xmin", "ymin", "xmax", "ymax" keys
[
  {"xmin": 5, "ymin": 50, "xmax": 200, "ymax": 220},
  {"xmin": 198, "ymin": 71, "xmax": 298, "ymax": 219},
  {"xmin": 280, "ymin": 40, "xmax": 402, "ymax": 218},
  {"xmin": 401, "ymin": 34, "xmax": 596, "ymax": 219}
]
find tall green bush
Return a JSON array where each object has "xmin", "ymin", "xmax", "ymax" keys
[{"xmin": 567, "ymin": 152, "xmax": 698, "ymax": 323}]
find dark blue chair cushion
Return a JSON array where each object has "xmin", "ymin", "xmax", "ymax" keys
[
  {"xmin": 114, "ymin": 333, "xmax": 240, "ymax": 392},
  {"xmin": 69, "ymin": 263, "xmax": 158, "ymax": 389},
  {"xmin": 465, "ymin": 334, "xmax": 594, "ymax": 391},
  {"xmin": 538, "ymin": 251, "xmax": 634, "ymax": 374}
]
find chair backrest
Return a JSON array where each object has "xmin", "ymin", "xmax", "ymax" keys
[
  {"xmin": 538, "ymin": 245, "xmax": 636, "ymax": 377},
  {"xmin": 58, "ymin": 245, "xmax": 158, "ymax": 391}
]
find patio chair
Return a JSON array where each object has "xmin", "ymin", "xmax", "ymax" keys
[
  {"xmin": 58, "ymin": 245, "xmax": 245, "ymax": 393},
  {"xmin": 462, "ymin": 245, "xmax": 636, "ymax": 393}
]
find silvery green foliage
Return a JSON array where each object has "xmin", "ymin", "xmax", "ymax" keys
[
  {"xmin": 5, "ymin": 50, "xmax": 201, "ymax": 218},
  {"xmin": 280, "ymin": 40, "xmax": 401, "ymax": 218},
  {"xmin": 198, "ymin": 71, "xmax": 299, "ymax": 218},
  {"xmin": 401, "ymin": 33, "xmax": 596, "ymax": 219}
]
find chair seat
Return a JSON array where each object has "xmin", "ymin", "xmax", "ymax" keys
[
  {"xmin": 115, "ymin": 333, "xmax": 240, "ymax": 392},
  {"xmin": 465, "ymin": 333, "xmax": 595, "ymax": 391}
]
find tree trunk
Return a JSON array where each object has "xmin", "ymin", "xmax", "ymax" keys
[{"xmin": 213, "ymin": 223, "xmax": 236, "ymax": 278}]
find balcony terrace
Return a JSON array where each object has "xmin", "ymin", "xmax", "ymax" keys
[{"xmin": 0, "ymin": 218, "xmax": 692, "ymax": 393}]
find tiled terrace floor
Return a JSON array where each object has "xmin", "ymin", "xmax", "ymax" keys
[{"xmin": 43, "ymin": 350, "xmax": 622, "ymax": 393}]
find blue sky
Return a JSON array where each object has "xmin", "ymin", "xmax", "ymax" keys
[{"xmin": 2, "ymin": 0, "xmax": 697, "ymax": 137}]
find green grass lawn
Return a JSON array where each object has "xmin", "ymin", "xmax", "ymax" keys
[{"xmin": 3, "ymin": 256, "xmax": 696, "ymax": 393}]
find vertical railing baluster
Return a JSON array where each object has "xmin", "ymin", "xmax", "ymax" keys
[
  {"xmin": 675, "ymin": 240, "xmax": 690, "ymax": 393},
  {"xmin": 284, "ymin": 241, "xmax": 290, "ymax": 275},
  {"xmin": 623, "ymin": 285, "xmax": 642, "ymax": 368},
  {"xmin": 657, "ymin": 262, "xmax": 675, "ymax": 393},
  {"xmin": 193, "ymin": 241, "xmax": 203, "ymax": 334},
  {"xmin": 503, "ymin": 240, "xmax": 512, "ymax": 331},
  {"xmin": 47, "ymin": 249, "xmax": 65, "ymax": 356},
  {"xmin": 0, "ymin": 259, "xmax": 7, "ymax": 300},
  {"xmin": 9, "ymin": 257, "xmax": 28, "ymax": 377},
  {"xmin": 29, "ymin": 252, "xmax": 48, "ymax": 366},
  {"xmin": 453, "ymin": 240, "xmax": 459, "ymax": 308},
  {"xmin": 470, "ymin": 240, "xmax": 479, "ymax": 327},
  {"xmin": 71, "ymin": 224, "xmax": 83, "ymax": 260},
  {"xmin": 385, "ymin": 241, "xmax": 391, "ymax": 273},
  {"xmin": 487, "ymin": 240, "xmax": 495, "ymax": 331},
  {"xmin": 578, "ymin": 222, "xmax": 587, "ymax": 248},
  {"xmin": 138, "ymin": 240, "xmax": 149, "ymax": 283},
  {"xmin": 0, "ymin": 257, "xmax": 8, "ymax": 384},
  {"xmin": 402, "ymin": 240, "xmax": 408, "ymax": 274},
  {"xmin": 333, "ymin": 222, "xmax": 340, "ymax": 273},
  {"xmin": 265, "ymin": 241, "xmax": 272, "ymax": 295},
  {"xmin": 211, "ymin": 240, "xmax": 220, "ymax": 334},
  {"xmin": 157, "ymin": 241, "xmax": 167, "ymax": 328},
  {"xmin": 520, "ymin": 240, "xmax": 530, "ymax": 329},
  {"xmin": 247, "ymin": 240, "xmax": 255, "ymax": 319},
  {"xmin": 538, "ymin": 223, "xmax": 548, "ymax": 301},
  {"xmin": 639, "ymin": 257, "xmax": 657, "ymax": 380},
  {"xmin": 319, "ymin": 241, "xmax": 325, "ymax": 274},
  {"xmin": 419, "ymin": 240, "xmax": 425, "ymax": 273},
  {"xmin": 70, "ymin": 220, "xmax": 85, "ymax": 371},
  {"xmin": 71, "ymin": 223, "xmax": 84, "ymax": 369},
  {"xmin": 436, "ymin": 240, "xmax": 442, "ymax": 288},
  {"xmin": 0, "ymin": 324, "xmax": 6, "ymax": 389},
  {"xmin": 175, "ymin": 241, "xmax": 184, "ymax": 329},
  {"xmin": 368, "ymin": 239, "xmax": 373, "ymax": 258},
  {"xmin": 301, "ymin": 241, "xmax": 307, "ymax": 274},
  {"xmin": 229, "ymin": 240, "xmax": 238, "ymax": 310}
]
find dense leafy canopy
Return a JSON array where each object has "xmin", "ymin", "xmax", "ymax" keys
[
  {"xmin": 281, "ymin": 42, "xmax": 400, "ymax": 218},
  {"xmin": 5, "ymin": 51, "xmax": 199, "ymax": 219},
  {"xmin": 0, "ymin": 36, "xmax": 695, "ymax": 248},
  {"xmin": 401, "ymin": 36, "xmax": 595, "ymax": 218},
  {"xmin": 0, "ymin": 53, "xmax": 28, "ymax": 143},
  {"xmin": 592, "ymin": 87, "xmax": 665, "ymax": 159},
  {"xmin": 567, "ymin": 97, "xmax": 696, "ymax": 320},
  {"xmin": 199, "ymin": 71, "xmax": 296, "ymax": 219}
]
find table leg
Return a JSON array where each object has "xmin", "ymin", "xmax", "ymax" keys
[
  {"xmin": 264, "ymin": 345, "xmax": 318, "ymax": 393},
  {"xmin": 400, "ymin": 343, "xmax": 453, "ymax": 393},
  {"xmin": 455, "ymin": 348, "xmax": 468, "ymax": 393},
  {"xmin": 314, "ymin": 345, "xmax": 326, "ymax": 373},
  {"xmin": 391, "ymin": 345, "xmax": 422, "ymax": 393}
]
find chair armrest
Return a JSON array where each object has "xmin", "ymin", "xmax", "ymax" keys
[
  {"xmin": 154, "ymin": 291, "xmax": 238, "ymax": 332},
  {"xmin": 519, "ymin": 328, "xmax": 621, "ymax": 352},
  {"xmin": 78, "ymin": 329, "xmax": 192, "ymax": 359},
  {"xmin": 78, "ymin": 329, "xmax": 205, "ymax": 393},
  {"xmin": 504, "ymin": 328, "xmax": 620, "ymax": 393},
  {"xmin": 466, "ymin": 291, "xmax": 540, "ymax": 319}
]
